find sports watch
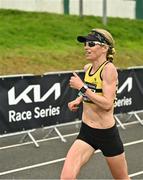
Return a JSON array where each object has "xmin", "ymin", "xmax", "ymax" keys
[{"xmin": 79, "ymin": 84, "xmax": 88, "ymax": 94}]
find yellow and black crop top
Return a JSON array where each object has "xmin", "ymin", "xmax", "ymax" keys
[{"xmin": 82, "ymin": 60, "xmax": 110, "ymax": 103}]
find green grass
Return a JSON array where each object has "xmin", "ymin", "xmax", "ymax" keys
[{"xmin": 0, "ymin": 9, "xmax": 143, "ymax": 75}]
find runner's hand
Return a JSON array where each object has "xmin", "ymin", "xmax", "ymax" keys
[
  {"xmin": 69, "ymin": 72, "xmax": 84, "ymax": 90},
  {"xmin": 68, "ymin": 99, "xmax": 81, "ymax": 112}
]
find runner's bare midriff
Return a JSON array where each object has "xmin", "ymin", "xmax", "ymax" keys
[{"xmin": 82, "ymin": 102, "xmax": 115, "ymax": 129}]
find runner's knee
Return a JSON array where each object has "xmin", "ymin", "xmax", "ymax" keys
[
  {"xmin": 60, "ymin": 167, "xmax": 78, "ymax": 180},
  {"xmin": 112, "ymin": 169, "xmax": 129, "ymax": 179}
]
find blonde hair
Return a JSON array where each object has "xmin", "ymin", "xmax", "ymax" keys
[{"xmin": 92, "ymin": 28, "xmax": 116, "ymax": 62}]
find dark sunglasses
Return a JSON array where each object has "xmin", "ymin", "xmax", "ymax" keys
[{"xmin": 84, "ymin": 41, "xmax": 104, "ymax": 47}]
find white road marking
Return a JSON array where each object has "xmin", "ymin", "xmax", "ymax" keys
[
  {"xmin": 0, "ymin": 158, "xmax": 65, "ymax": 176},
  {"xmin": 0, "ymin": 120, "xmax": 140, "ymax": 150},
  {"xmin": 124, "ymin": 139, "xmax": 143, "ymax": 146},
  {"xmin": 129, "ymin": 170, "xmax": 143, "ymax": 177},
  {"xmin": 0, "ymin": 138, "xmax": 143, "ymax": 176}
]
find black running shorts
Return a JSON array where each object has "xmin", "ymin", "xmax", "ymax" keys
[{"xmin": 76, "ymin": 121, "xmax": 124, "ymax": 157}]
